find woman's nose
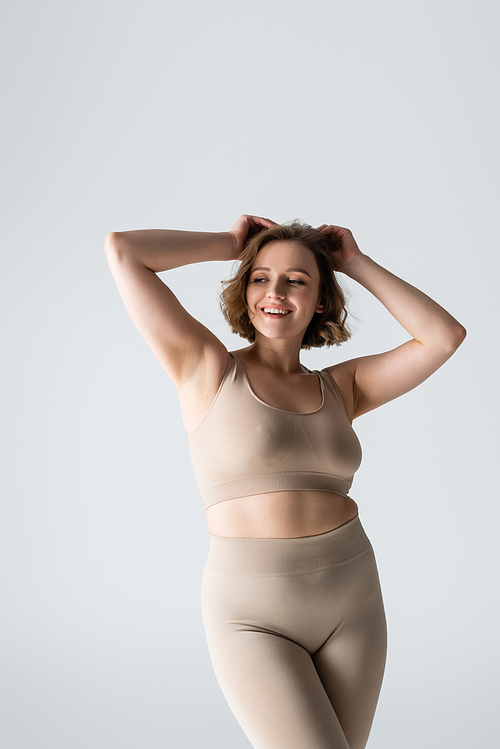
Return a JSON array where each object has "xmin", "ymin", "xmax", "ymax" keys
[{"xmin": 266, "ymin": 281, "xmax": 286, "ymax": 298}]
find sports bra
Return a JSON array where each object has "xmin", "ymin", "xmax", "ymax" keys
[{"xmin": 187, "ymin": 353, "xmax": 362, "ymax": 509}]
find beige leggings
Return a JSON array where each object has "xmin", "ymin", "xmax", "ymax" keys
[{"xmin": 201, "ymin": 515, "xmax": 387, "ymax": 749}]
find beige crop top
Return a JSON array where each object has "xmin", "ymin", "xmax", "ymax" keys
[{"xmin": 187, "ymin": 353, "xmax": 362, "ymax": 509}]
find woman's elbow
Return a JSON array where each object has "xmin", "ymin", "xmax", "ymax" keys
[
  {"xmin": 449, "ymin": 324, "xmax": 467, "ymax": 352},
  {"xmin": 104, "ymin": 232, "xmax": 118, "ymax": 252}
]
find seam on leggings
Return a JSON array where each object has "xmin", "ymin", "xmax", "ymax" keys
[{"xmin": 204, "ymin": 545, "xmax": 372, "ymax": 576}]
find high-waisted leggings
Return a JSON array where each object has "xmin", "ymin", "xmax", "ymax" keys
[{"xmin": 201, "ymin": 515, "xmax": 387, "ymax": 749}]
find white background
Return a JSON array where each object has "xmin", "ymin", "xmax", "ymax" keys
[{"xmin": 1, "ymin": 1, "xmax": 498, "ymax": 747}]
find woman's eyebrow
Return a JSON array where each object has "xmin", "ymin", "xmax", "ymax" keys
[{"xmin": 251, "ymin": 266, "xmax": 311, "ymax": 277}]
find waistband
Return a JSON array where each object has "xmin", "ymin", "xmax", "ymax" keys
[{"xmin": 205, "ymin": 515, "xmax": 372, "ymax": 575}]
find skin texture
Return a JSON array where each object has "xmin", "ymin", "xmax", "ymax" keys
[
  {"xmin": 104, "ymin": 214, "xmax": 466, "ymax": 537},
  {"xmin": 206, "ymin": 237, "xmax": 361, "ymax": 538},
  {"xmin": 244, "ymin": 240, "xmax": 325, "ymax": 373}
]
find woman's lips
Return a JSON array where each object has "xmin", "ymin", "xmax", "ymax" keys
[{"xmin": 260, "ymin": 307, "xmax": 292, "ymax": 317}]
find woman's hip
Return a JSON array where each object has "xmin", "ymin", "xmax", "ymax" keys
[{"xmin": 200, "ymin": 515, "xmax": 386, "ymax": 655}]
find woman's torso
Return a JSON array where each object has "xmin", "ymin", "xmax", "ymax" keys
[{"xmin": 177, "ymin": 348, "xmax": 360, "ymax": 538}]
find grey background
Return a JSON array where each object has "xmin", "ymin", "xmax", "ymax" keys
[{"xmin": 1, "ymin": 0, "xmax": 498, "ymax": 747}]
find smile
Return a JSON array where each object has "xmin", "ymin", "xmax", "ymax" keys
[{"xmin": 261, "ymin": 308, "xmax": 292, "ymax": 316}]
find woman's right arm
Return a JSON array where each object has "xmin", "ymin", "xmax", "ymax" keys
[{"xmin": 103, "ymin": 217, "xmax": 275, "ymax": 387}]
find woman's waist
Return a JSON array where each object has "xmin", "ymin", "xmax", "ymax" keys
[
  {"xmin": 204, "ymin": 511, "xmax": 371, "ymax": 575},
  {"xmin": 205, "ymin": 490, "xmax": 359, "ymax": 540}
]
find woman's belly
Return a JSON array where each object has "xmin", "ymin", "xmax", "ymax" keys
[{"xmin": 205, "ymin": 490, "xmax": 359, "ymax": 539}]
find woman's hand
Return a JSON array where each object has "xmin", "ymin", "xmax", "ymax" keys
[
  {"xmin": 316, "ymin": 224, "xmax": 363, "ymax": 272},
  {"xmin": 228, "ymin": 215, "xmax": 278, "ymax": 259}
]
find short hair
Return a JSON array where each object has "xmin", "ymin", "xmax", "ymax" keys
[{"xmin": 219, "ymin": 220, "xmax": 352, "ymax": 349}]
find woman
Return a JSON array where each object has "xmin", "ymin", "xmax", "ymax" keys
[{"xmin": 104, "ymin": 215, "xmax": 466, "ymax": 749}]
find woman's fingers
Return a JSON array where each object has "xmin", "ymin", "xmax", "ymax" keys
[
  {"xmin": 252, "ymin": 215, "xmax": 278, "ymax": 228},
  {"xmin": 226, "ymin": 214, "xmax": 277, "ymax": 255},
  {"xmin": 316, "ymin": 224, "xmax": 341, "ymax": 236}
]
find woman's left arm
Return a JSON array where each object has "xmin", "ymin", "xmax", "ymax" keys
[{"xmin": 318, "ymin": 225, "xmax": 467, "ymax": 419}]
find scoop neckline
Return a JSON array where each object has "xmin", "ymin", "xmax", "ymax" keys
[{"xmin": 231, "ymin": 353, "xmax": 325, "ymax": 415}]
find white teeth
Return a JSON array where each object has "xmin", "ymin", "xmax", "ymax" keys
[{"xmin": 262, "ymin": 308, "xmax": 291, "ymax": 315}]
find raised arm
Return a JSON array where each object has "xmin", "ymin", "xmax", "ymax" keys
[
  {"xmin": 104, "ymin": 216, "xmax": 275, "ymax": 387},
  {"xmin": 316, "ymin": 225, "xmax": 467, "ymax": 420}
]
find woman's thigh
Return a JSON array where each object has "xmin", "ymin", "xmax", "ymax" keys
[
  {"xmin": 203, "ymin": 621, "xmax": 351, "ymax": 749},
  {"xmin": 312, "ymin": 546, "xmax": 388, "ymax": 749}
]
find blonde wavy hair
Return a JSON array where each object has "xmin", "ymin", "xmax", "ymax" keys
[{"xmin": 219, "ymin": 221, "xmax": 352, "ymax": 349}]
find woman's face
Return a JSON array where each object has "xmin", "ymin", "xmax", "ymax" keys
[{"xmin": 245, "ymin": 240, "xmax": 324, "ymax": 342}]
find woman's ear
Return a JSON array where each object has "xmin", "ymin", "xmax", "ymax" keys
[{"xmin": 315, "ymin": 298, "xmax": 325, "ymax": 313}]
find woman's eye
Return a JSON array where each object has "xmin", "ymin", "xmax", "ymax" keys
[{"xmin": 252, "ymin": 278, "xmax": 304, "ymax": 284}]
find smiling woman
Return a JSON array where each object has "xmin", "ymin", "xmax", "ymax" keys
[
  {"xmin": 245, "ymin": 241, "xmax": 326, "ymax": 355},
  {"xmin": 219, "ymin": 221, "xmax": 351, "ymax": 349},
  {"xmin": 104, "ymin": 213, "xmax": 466, "ymax": 749}
]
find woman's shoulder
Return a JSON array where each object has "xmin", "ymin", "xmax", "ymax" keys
[{"xmin": 321, "ymin": 359, "xmax": 356, "ymax": 422}]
